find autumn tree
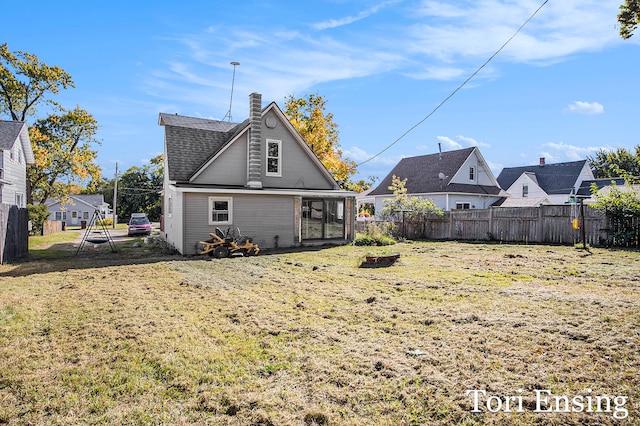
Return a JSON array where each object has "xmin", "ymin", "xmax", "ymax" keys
[
  {"xmin": 619, "ymin": 0, "xmax": 640, "ymax": 39},
  {"xmin": 27, "ymin": 107, "xmax": 100, "ymax": 204},
  {"xmin": 0, "ymin": 43, "xmax": 74, "ymax": 121},
  {"xmin": 378, "ymin": 175, "xmax": 443, "ymax": 238},
  {"xmin": 284, "ymin": 93, "xmax": 357, "ymax": 184},
  {"xmin": 587, "ymin": 146, "xmax": 640, "ymax": 178},
  {"xmin": 0, "ymin": 44, "xmax": 101, "ymax": 204}
]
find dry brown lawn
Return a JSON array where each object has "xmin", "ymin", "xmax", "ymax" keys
[{"xmin": 0, "ymin": 237, "xmax": 638, "ymax": 425}]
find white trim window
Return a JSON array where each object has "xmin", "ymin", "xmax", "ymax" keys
[
  {"xmin": 469, "ymin": 166, "xmax": 475, "ymax": 181},
  {"xmin": 208, "ymin": 197, "xmax": 232, "ymax": 225},
  {"xmin": 456, "ymin": 202, "xmax": 470, "ymax": 210},
  {"xmin": 522, "ymin": 184, "xmax": 529, "ymax": 198},
  {"xmin": 266, "ymin": 139, "xmax": 282, "ymax": 177}
]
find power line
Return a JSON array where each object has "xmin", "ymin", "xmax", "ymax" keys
[{"xmin": 358, "ymin": 0, "xmax": 550, "ymax": 166}]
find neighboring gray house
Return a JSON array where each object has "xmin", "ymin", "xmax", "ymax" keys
[
  {"xmin": 0, "ymin": 120, "xmax": 34, "ymax": 207},
  {"xmin": 45, "ymin": 194, "xmax": 110, "ymax": 226},
  {"xmin": 368, "ymin": 147, "xmax": 507, "ymax": 213},
  {"xmin": 160, "ymin": 92, "xmax": 356, "ymax": 255},
  {"xmin": 496, "ymin": 158, "xmax": 595, "ymax": 206},
  {"xmin": 0, "ymin": 120, "xmax": 34, "ymax": 263}
]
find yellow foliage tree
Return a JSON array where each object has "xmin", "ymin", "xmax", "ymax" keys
[
  {"xmin": 27, "ymin": 107, "xmax": 100, "ymax": 204},
  {"xmin": 284, "ymin": 93, "xmax": 356, "ymax": 184}
]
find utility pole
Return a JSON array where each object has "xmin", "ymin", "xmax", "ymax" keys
[{"xmin": 112, "ymin": 162, "xmax": 118, "ymax": 229}]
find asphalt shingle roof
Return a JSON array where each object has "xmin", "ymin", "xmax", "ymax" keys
[
  {"xmin": 496, "ymin": 160, "xmax": 587, "ymax": 195},
  {"xmin": 159, "ymin": 113, "xmax": 245, "ymax": 182},
  {"xmin": 369, "ymin": 147, "xmax": 502, "ymax": 196},
  {"xmin": 577, "ymin": 177, "xmax": 626, "ymax": 196},
  {"xmin": 0, "ymin": 120, "xmax": 26, "ymax": 150}
]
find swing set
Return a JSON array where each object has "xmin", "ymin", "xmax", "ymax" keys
[{"xmin": 76, "ymin": 209, "xmax": 116, "ymax": 254}]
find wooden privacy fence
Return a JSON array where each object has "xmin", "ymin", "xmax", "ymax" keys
[
  {"xmin": 42, "ymin": 220, "xmax": 64, "ymax": 235},
  {"xmin": 378, "ymin": 205, "xmax": 610, "ymax": 246},
  {"xmin": 0, "ymin": 203, "xmax": 29, "ymax": 264}
]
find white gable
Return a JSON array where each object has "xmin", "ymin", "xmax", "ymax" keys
[
  {"xmin": 507, "ymin": 173, "xmax": 546, "ymax": 198},
  {"xmin": 449, "ymin": 147, "xmax": 499, "ymax": 187}
]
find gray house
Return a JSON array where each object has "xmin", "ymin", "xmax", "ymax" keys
[
  {"xmin": 0, "ymin": 120, "xmax": 34, "ymax": 207},
  {"xmin": 0, "ymin": 120, "xmax": 34, "ymax": 263},
  {"xmin": 45, "ymin": 194, "xmax": 110, "ymax": 226},
  {"xmin": 496, "ymin": 158, "xmax": 595, "ymax": 206},
  {"xmin": 368, "ymin": 147, "xmax": 507, "ymax": 214},
  {"xmin": 160, "ymin": 92, "xmax": 356, "ymax": 255}
]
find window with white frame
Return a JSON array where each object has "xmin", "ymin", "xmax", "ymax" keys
[
  {"xmin": 456, "ymin": 202, "xmax": 470, "ymax": 209},
  {"xmin": 266, "ymin": 139, "xmax": 282, "ymax": 177},
  {"xmin": 15, "ymin": 193, "xmax": 24, "ymax": 208},
  {"xmin": 55, "ymin": 212, "xmax": 62, "ymax": 221},
  {"xmin": 469, "ymin": 166, "xmax": 475, "ymax": 181},
  {"xmin": 83, "ymin": 211, "xmax": 89, "ymax": 219},
  {"xmin": 208, "ymin": 197, "xmax": 232, "ymax": 225},
  {"xmin": 522, "ymin": 184, "xmax": 529, "ymax": 197}
]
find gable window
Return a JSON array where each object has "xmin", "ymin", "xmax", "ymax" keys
[
  {"xmin": 469, "ymin": 166, "xmax": 475, "ymax": 181},
  {"xmin": 456, "ymin": 202, "xmax": 470, "ymax": 210},
  {"xmin": 266, "ymin": 139, "xmax": 282, "ymax": 177},
  {"xmin": 522, "ymin": 184, "xmax": 529, "ymax": 197},
  {"xmin": 208, "ymin": 197, "xmax": 232, "ymax": 225}
]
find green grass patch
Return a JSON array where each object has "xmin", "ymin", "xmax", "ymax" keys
[{"xmin": 0, "ymin": 242, "xmax": 638, "ymax": 424}]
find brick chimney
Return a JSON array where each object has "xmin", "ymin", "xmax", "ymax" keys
[
  {"xmin": 247, "ymin": 92, "xmax": 263, "ymax": 189},
  {"xmin": 539, "ymin": 157, "xmax": 545, "ymax": 166}
]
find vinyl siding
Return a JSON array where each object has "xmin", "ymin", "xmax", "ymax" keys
[
  {"xmin": 191, "ymin": 133, "xmax": 248, "ymax": 185},
  {"xmin": 183, "ymin": 192, "xmax": 295, "ymax": 255},
  {"xmin": 260, "ymin": 112, "xmax": 335, "ymax": 190},
  {"xmin": 0, "ymin": 148, "xmax": 27, "ymax": 206},
  {"xmin": 163, "ymin": 186, "xmax": 184, "ymax": 254}
]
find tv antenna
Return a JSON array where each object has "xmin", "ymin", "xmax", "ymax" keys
[{"xmin": 223, "ymin": 61, "xmax": 240, "ymax": 122}]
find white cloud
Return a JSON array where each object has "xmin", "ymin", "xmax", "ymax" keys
[
  {"xmin": 565, "ymin": 101, "xmax": 604, "ymax": 115},
  {"xmin": 435, "ymin": 135, "xmax": 489, "ymax": 150},
  {"xmin": 542, "ymin": 141, "xmax": 606, "ymax": 161},
  {"xmin": 407, "ymin": 66, "xmax": 466, "ymax": 81},
  {"xmin": 457, "ymin": 135, "xmax": 490, "ymax": 148},
  {"xmin": 343, "ymin": 146, "xmax": 403, "ymax": 166},
  {"xmin": 437, "ymin": 135, "xmax": 462, "ymax": 149},
  {"xmin": 312, "ymin": 0, "xmax": 401, "ymax": 30},
  {"xmin": 486, "ymin": 160, "xmax": 504, "ymax": 176}
]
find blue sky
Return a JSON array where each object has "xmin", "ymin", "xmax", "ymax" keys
[{"xmin": 3, "ymin": 0, "xmax": 639, "ymax": 184}]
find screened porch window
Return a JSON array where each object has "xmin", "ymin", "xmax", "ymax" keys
[{"xmin": 301, "ymin": 198, "xmax": 345, "ymax": 240}]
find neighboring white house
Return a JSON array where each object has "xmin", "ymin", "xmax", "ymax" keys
[
  {"xmin": 0, "ymin": 121, "xmax": 34, "ymax": 207},
  {"xmin": 367, "ymin": 146, "xmax": 507, "ymax": 214},
  {"xmin": 45, "ymin": 194, "xmax": 110, "ymax": 226},
  {"xmin": 496, "ymin": 158, "xmax": 595, "ymax": 207},
  {"xmin": 160, "ymin": 92, "xmax": 356, "ymax": 255}
]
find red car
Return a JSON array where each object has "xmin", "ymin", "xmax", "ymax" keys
[{"xmin": 127, "ymin": 214, "xmax": 152, "ymax": 236}]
